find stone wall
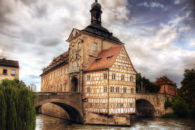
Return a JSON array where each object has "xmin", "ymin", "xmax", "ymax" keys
[{"xmin": 85, "ymin": 112, "xmax": 130, "ymax": 126}]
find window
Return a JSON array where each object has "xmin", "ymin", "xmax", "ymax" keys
[
  {"xmin": 131, "ymin": 88, "xmax": 134, "ymax": 94},
  {"xmin": 87, "ymin": 87, "xmax": 90, "ymax": 93},
  {"xmin": 117, "ymin": 103, "xmax": 120, "ymax": 108},
  {"xmin": 102, "ymin": 103, "xmax": 106, "ymax": 109},
  {"xmin": 96, "ymin": 58, "xmax": 101, "ymax": 62},
  {"xmin": 130, "ymin": 104, "xmax": 133, "ymax": 108},
  {"xmin": 78, "ymin": 60, "xmax": 80, "ymax": 67},
  {"xmin": 110, "ymin": 87, "xmax": 114, "ymax": 92},
  {"xmin": 121, "ymin": 75, "xmax": 125, "ymax": 81},
  {"xmin": 111, "ymin": 104, "xmax": 114, "ymax": 108},
  {"xmin": 11, "ymin": 70, "xmax": 16, "ymax": 76},
  {"xmin": 89, "ymin": 103, "xmax": 92, "ymax": 108},
  {"xmin": 107, "ymin": 56, "xmax": 113, "ymax": 60},
  {"xmin": 103, "ymin": 87, "xmax": 107, "ymax": 92},
  {"xmin": 130, "ymin": 76, "xmax": 134, "ymax": 82},
  {"xmin": 87, "ymin": 75, "xmax": 90, "ymax": 80},
  {"xmin": 112, "ymin": 73, "xmax": 115, "ymax": 80},
  {"xmin": 64, "ymin": 83, "xmax": 66, "ymax": 91},
  {"xmin": 3, "ymin": 69, "xmax": 7, "ymax": 75},
  {"xmin": 121, "ymin": 104, "xmax": 124, "ymax": 108},
  {"xmin": 103, "ymin": 73, "xmax": 107, "ymax": 79},
  {"xmin": 60, "ymin": 84, "xmax": 62, "ymax": 91},
  {"xmin": 78, "ymin": 43, "xmax": 80, "ymax": 50},
  {"xmin": 95, "ymin": 103, "xmax": 98, "ymax": 108},
  {"xmin": 72, "ymin": 62, "xmax": 74, "ymax": 67},
  {"xmin": 123, "ymin": 87, "xmax": 127, "ymax": 93},
  {"xmin": 116, "ymin": 87, "xmax": 119, "ymax": 93},
  {"xmin": 93, "ymin": 43, "xmax": 97, "ymax": 52}
]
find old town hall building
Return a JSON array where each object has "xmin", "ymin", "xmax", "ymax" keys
[{"xmin": 41, "ymin": 0, "xmax": 137, "ymax": 125}]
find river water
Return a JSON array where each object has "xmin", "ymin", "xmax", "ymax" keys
[{"xmin": 36, "ymin": 114, "xmax": 195, "ymax": 130}]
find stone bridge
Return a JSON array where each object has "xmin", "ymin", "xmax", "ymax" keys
[
  {"xmin": 34, "ymin": 92, "xmax": 83, "ymax": 123},
  {"xmin": 136, "ymin": 93, "xmax": 172, "ymax": 117},
  {"xmin": 34, "ymin": 92, "xmax": 172, "ymax": 120}
]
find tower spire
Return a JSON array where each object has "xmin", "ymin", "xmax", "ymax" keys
[{"xmin": 90, "ymin": 0, "xmax": 102, "ymax": 25}]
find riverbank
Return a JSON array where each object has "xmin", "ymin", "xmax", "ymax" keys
[{"xmin": 36, "ymin": 114, "xmax": 195, "ymax": 130}]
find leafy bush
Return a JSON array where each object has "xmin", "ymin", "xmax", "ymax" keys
[
  {"xmin": 0, "ymin": 79, "xmax": 36, "ymax": 130},
  {"xmin": 136, "ymin": 73, "xmax": 160, "ymax": 93},
  {"xmin": 172, "ymin": 96, "xmax": 188, "ymax": 117}
]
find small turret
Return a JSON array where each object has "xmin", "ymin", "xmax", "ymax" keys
[{"xmin": 90, "ymin": 0, "xmax": 102, "ymax": 25}]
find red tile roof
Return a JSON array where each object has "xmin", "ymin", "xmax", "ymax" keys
[
  {"xmin": 154, "ymin": 76, "xmax": 176, "ymax": 86},
  {"xmin": 86, "ymin": 45, "xmax": 123, "ymax": 71},
  {"xmin": 42, "ymin": 51, "xmax": 69, "ymax": 75},
  {"xmin": 0, "ymin": 58, "xmax": 19, "ymax": 68}
]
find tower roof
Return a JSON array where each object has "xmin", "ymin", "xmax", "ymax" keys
[{"xmin": 91, "ymin": 0, "xmax": 101, "ymax": 9}]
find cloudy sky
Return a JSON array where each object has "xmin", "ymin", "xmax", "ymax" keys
[{"xmin": 0, "ymin": 0, "xmax": 194, "ymax": 91}]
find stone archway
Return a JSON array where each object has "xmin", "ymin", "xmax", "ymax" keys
[
  {"xmin": 35, "ymin": 100, "xmax": 83, "ymax": 123},
  {"xmin": 71, "ymin": 76, "xmax": 78, "ymax": 92},
  {"xmin": 136, "ymin": 99, "xmax": 155, "ymax": 117}
]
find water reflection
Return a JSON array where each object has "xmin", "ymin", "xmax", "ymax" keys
[{"xmin": 36, "ymin": 114, "xmax": 195, "ymax": 130}]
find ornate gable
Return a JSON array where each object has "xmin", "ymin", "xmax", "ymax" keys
[{"xmin": 67, "ymin": 28, "xmax": 81, "ymax": 42}]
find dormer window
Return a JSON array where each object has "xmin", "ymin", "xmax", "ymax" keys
[
  {"xmin": 93, "ymin": 43, "xmax": 97, "ymax": 52},
  {"xmin": 96, "ymin": 58, "xmax": 101, "ymax": 62},
  {"xmin": 107, "ymin": 56, "xmax": 113, "ymax": 60}
]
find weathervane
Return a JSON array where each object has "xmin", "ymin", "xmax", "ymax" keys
[{"xmin": 95, "ymin": 0, "xmax": 98, "ymax": 3}]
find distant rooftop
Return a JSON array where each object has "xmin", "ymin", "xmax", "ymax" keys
[
  {"xmin": 154, "ymin": 76, "xmax": 176, "ymax": 86},
  {"xmin": 0, "ymin": 58, "xmax": 19, "ymax": 68}
]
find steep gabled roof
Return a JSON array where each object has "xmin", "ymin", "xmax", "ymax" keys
[
  {"xmin": 41, "ymin": 51, "xmax": 69, "ymax": 76},
  {"xmin": 154, "ymin": 76, "xmax": 176, "ymax": 86},
  {"xmin": 86, "ymin": 45, "xmax": 123, "ymax": 71},
  {"xmin": 0, "ymin": 58, "xmax": 19, "ymax": 68}
]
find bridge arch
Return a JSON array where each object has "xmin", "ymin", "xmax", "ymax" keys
[
  {"xmin": 35, "ymin": 98, "xmax": 83, "ymax": 123},
  {"xmin": 136, "ymin": 99, "xmax": 155, "ymax": 117}
]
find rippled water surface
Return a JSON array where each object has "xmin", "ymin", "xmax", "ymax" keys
[{"xmin": 36, "ymin": 114, "xmax": 195, "ymax": 130}]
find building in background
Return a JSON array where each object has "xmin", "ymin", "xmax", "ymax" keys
[
  {"xmin": 154, "ymin": 76, "xmax": 177, "ymax": 96},
  {"xmin": 0, "ymin": 58, "xmax": 19, "ymax": 82},
  {"xmin": 41, "ymin": 0, "xmax": 137, "ymax": 125}
]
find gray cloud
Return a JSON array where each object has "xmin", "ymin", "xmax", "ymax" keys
[{"xmin": 0, "ymin": 0, "xmax": 194, "ymax": 90}]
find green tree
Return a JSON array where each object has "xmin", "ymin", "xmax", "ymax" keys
[
  {"xmin": 180, "ymin": 69, "xmax": 195, "ymax": 117},
  {"xmin": 0, "ymin": 90, "xmax": 6, "ymax": 130},
  {"xmin": 136, "ymin": 73, "xmax": 160, "ymax": 93},
  {"xmin": 172, "ymin": 96, "xmax": 188, "ymax": 117},
  {"xmin": 0, "ymin": 79, "xmax": 36, "ymax": 130}
]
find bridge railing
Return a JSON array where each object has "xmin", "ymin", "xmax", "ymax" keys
[{"xmin": 34, "ymin": 92, "xmax": 81, "ymax": 96}]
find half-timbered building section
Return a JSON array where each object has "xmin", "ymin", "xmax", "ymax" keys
[
  {"xmin": 84, "ymin": 45, "xmax": 136, "ymax": 115},
  {"xmin": 84, "ymin": 70, "xmax": 109, "ymax": 113},
  {"xmin": 41, "ymin": 52, "xmax": 69, "ymax": 92},
  {"xmin": 109, "ymin": 46, "xmax": 136, "ymax": 114}
]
